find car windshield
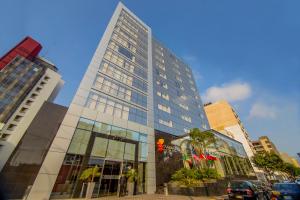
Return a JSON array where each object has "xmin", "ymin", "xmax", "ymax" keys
[
  {"xmin": 273, "ymin": 184, "xmax": 300, "ymax": 191},
  {"xmin": 230, "ymin": 181, "xmax": 251, "ymax": 189}
]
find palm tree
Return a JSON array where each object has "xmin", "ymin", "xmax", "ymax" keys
[{"xmin": 189, "ymin": 128, "xmax": 217, "ymax": 169}]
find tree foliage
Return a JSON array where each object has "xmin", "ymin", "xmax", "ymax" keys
[
  {"xmin": 252, "ymin": 153, "xmax": 283, "ymax": 175},
  {"xmin": 189, "ymin": 128, "xmax": 216, "ymax": 155},
  {"xmin": 252, "ymin": 153, "xmax": 300, "ymax": 180},
  {"xmin": 282, "ymin": 162, "xmax": 300, "ymax": 179}
]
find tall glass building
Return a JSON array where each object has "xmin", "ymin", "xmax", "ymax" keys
[
  {"xmin": 27, "ymin": 3, "xmax": 209, "ymax": 199},
  {"xmin": 0, "ymin": 37, "xmax": 63, "ymax": 173}
]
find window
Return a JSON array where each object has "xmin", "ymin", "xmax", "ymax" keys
[
  {"xmin": 118, "ymin": 46, "xmax": 134, "ymax": 60},
  {"xmin": 31, "ymin": 93, "xmax": 38, "ymax": 99},
  {"xmin": 181, "ymin": 115, "xmax": 192, "ymax": 123},
  {"xmin": 157, "ymin": 91, "xmax": 169, "ymax": 100},
  {"xmin": 20, "ymin": 107, "xmax": 28, "ymax": 114},
  {"xmin": 36, "ymin": 87, "xmax": 42, "ymax": 92},
  {"xmin": 157, "ymin": 62, "xmax": 165, "ymax": 71},
  {"xmin": 126, "ymin": 130, "xmax": 140, "ymax": 141},
  {"xmin": 93, "ymin": 75, "xmax": 146, "ymax": 107},
  {"xmin": 139, "ymin": 142, "xmax": 148, "ymax": 161},
  {"xmin": 106, "ymin": 140, "xmax": 125, "ymax": 160},
  {"xmin": 14, "ymin": 115, "xmax": 22, "ymax": 122},
  {"xmin": 93, "ymin": 122, "xmax": 111, "ymax": 135},
  {"xmin": 179, "ymin": 103, "xmax": 189, "ymax": 110},
  {"xmin": 124, "ymin": 143, "xmax": 136, "ymax": 161},
  {"xmin": 86, "ymin": 92, "xmax": 147, "ymax": 125},
  {"xmin": 159, "ymin": 72, "xmax": 167, "ymax": 79},
  {"xmin": 159, "ymin": 119, "xmax": 173, "ymax": 127},
  {"xmin": 7, "ymin": 124, "xmax": 16, "ymax": 131},
  {"xmin": 111, "ymin": 126, "xmax": 127, "ymax": 137},
  {"xmin": 156, "ymin": 80, "xmax": 168, "ymax": 89},
  {"xmin": 77, "ymin": 118, "xmax": 94, "ymax": 131},
  {"xmin": 162, "ymin": 83, "xmax": 168, "ymax": 89},
  {"xmin": 91, "ymin": 137, "xmax": 108, "ymax": 157},
  {"xmin": 67, "ymin": 129, "xmax": 91, "ymax": 155},
  {"xmin": 25, "ymin": 100, "xmax": 33, "ymax": 106},
  {"xmin": 158, "ymin": 104, "xmax": 171, "ymax": 113},
  {"xmin": 176, "ymin": 76, "xmax": 182, "ymax": 82}
]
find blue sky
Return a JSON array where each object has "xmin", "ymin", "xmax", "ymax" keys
[{"xmin": 1, "ymin": 0, "xmax": 299, "ymax": 157}]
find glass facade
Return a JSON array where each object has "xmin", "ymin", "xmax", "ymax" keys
[
  {"xmin": 51, "ymin": 117, "xmax": 148, "ymax": 198},
  {"xmin": 27, "ymin": 4, "xmax": 224, "ymax": 199},
  {"xmin": 84, "ymin": 9, "xmax": 149, "ymax": 127},
  {"xmin": 152, "ymin": 39, "xmax": 209, "ymax": 136},
  {"xmin": 0, "ymin": 56, "xmax": 44, "ymax": 125},
  {"xmin": 170, "ymin": 130, "xmax": 254, "ymax": 178}
]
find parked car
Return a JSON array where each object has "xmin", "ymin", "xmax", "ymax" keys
[
  {"xmin": 227, "ymin": 180, "xmax": 265, "ymax": 200},
  {"xmin": 295, "ymin": 178, "xmax": 300, "ymax": 185},
  {"xmin": 272, "ymin": 183, "xmax": 300, "ymax": 200},
  {"xmin": 249, "ymin": 180, "xmax": 272, "ymax": 199}
]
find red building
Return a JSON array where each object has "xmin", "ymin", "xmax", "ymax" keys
[{"xmin": 0, "ymin": 36, "xmax": 42, "ymax": 70}]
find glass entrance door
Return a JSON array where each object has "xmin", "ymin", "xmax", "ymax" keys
[{"xmin": 98, "ymin": 160, "xmax": 122, "ymax": 197}]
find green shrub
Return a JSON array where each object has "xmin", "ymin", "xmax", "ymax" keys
[{"xmin": 171, "ymin": 167, "xmax": 220, "ymax": 187}]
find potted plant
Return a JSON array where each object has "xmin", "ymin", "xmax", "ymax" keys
[
  {"xmin": 125, "ymin": 168, "xmax": 138, "ymax": 195},
  {"xmin": 79, "ymin": 165, "xmax": 101, "ymax": 199}
]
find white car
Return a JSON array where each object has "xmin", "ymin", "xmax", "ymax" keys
[{"xmin": 295, "ymin": 178, "xmax": 300, "ymax": 184}]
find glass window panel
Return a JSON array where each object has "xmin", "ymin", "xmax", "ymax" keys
[
  {"xmin": 111, "ymin": 126, "xmax": 126, "ymax": 137},
  {"xmin": 97, "ymin": 102, "xmax": 105, "ymax": 112},
  {"xmin": 68, "ymin": 129, "xmax": 91, "ymax": 155},
  {"xmin": 139, "ymin": 134, "xmax": 147, "ymax": 143},
  {"xmin": 124, "ymin": 143, "xmax": 135, "ymax": 161},
  {"xmin": 122, "ymin": 111, "xmax": 129, "ymax": 120},
  {"xmin": 106, "ymin": 105, "xmax": 114, "ymax": 115},
  {"xmin": 139, "ymin": 142, "xmax": 148, "ymax": 160},
  {"xmin": 114, "ymin": 108, "xmax": 122, "ymax": 118},
  {"xmin": 106, "ymin": 140, "xmax": 125, "ymax": 160},
  {"xmin": 126, "ymin": 130, "xmax": 139, "ymax": 141},
  {"xmin": 91, "ymin": 137, "xmax": 108, "ymax": 157},
  {"xmin": 77, "ymin": 118, "xmax": 94, "ymax": 130},
  {"xmin": 93, "ymin": 122, "xmax": 111, "ymax": 135}
]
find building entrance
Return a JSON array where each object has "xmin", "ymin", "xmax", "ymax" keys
[
  {"xmin": 97, "ymin": 160, "xmax": 122, "ymax": 196},
  {"xmin": 50, "ymin": 121, "xmax": 147, "ymax": 199}
]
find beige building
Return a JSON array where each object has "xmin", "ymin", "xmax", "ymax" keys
[
  {"xmin": 281, "ymin": 152, "xmax": 300, "ymax": 168},
  {"xmin": 204, "ymin": 100, "xmax": 255, "ymax": 156},
  {"xmin": 204, "ymin": 100, "xmax": 263, "ymax": 177},
  {"xmin": 252, "ymin": 136, "xmax": 280, "ymax": 155},
  {"xmin": 291, "ymin": 158, "xmax": 300, "ymax": 168}
]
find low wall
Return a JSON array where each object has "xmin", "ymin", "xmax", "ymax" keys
[
  {"xmin": 166, "ymin": 176, "xmax": 257, "ymax": 196},
  {"xmin": 167, "ymin": 179, "xmax": 228, "ymax": 196}
]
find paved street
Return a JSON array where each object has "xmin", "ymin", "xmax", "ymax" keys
[{"xmin": 59, "ymin": 194, "xmax": 228, "ymax": 200}]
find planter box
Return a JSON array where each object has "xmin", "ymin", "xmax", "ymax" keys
[{"xmin": 168, "ymin": 179, "xmax": 227, "ymax": 196}]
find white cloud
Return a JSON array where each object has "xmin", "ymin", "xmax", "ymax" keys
[
  {"xmin": 249, "ymin": 102, "xmax": 278, "ymax": 119},
  {"xmin": 202, "ymin": 82, "xmax": 252, "ymax": 103}
]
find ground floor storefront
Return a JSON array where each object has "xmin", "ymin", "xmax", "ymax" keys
[
  {"xmin": 50, "ymin": 118, "xmax": 150, "ymax": 199},
  {"xmin": 154, "ymin": 129, "xmax": 256, "ymax": 193}
]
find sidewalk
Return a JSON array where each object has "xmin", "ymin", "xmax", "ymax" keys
[{"xmin": 59, "ymin": 194, "xmax": 228, "ymax": 200}]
